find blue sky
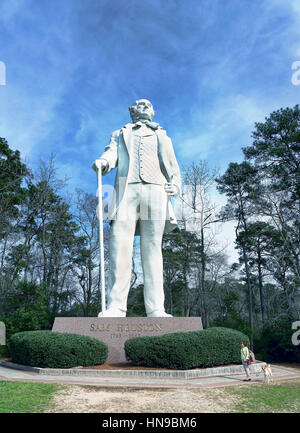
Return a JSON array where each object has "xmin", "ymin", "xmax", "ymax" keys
[{"xmin": 0, "ymin": 0, "xmax": 300, "ymax": 259}]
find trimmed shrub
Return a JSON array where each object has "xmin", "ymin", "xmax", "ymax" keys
[
  {"xmin": 9, "ymin": 331, "xmax": 108, "ymax": 368},
  {"xmin": 125, "ymin": 327, "xmax": 250, "ymax": 369}
]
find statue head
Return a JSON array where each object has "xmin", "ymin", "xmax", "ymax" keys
[{"xmin": 128, "ymin": 99, "xmax": 155, "ymax": 122}]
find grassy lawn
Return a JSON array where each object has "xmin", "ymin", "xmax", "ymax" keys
[
  {"xmin": 226, "ymin": 378, "xmax": 300, "ymax": 413},
  {"xmin": 1, "ymin": 379, "xmax": 300, "ymax": 413},
  {"xmin": 0, "ymin": 381, "xmax": 62, "ymax": 413}
]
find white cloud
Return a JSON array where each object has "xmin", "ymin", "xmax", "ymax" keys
[
  {"xmin": 0, "ymin": 0, "xmax": 27, "ymax": 26},
  {"xmin": 0, "ymin": 2, "xmax": 80, "ymax": 161},
  {"xmin": 175, "ymin": 93, "xmax": 270, "ymax": 163},
  {"xmin": 0, "ymin": 88, "xmax": 59, "ymax": 157},
  {"xmin": 265, "ymin": 0, "xmax": 300, "ymax": 57}
]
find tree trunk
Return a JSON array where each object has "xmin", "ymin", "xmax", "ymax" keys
[
  {"xmin": 242, "ymin": 244, "xmax": 254, "ymax": 348},
  {"xmin": 257, "ymin": 242, "xmax": 265, "ymax": 327},
  {"xmin": 200, "ymin": 227, "xmax": 209, "ymax": 327}
]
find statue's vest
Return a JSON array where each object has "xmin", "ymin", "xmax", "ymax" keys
[{"xmin": 127, "ymin": 126, "xmax": 167, "ymax": 185}]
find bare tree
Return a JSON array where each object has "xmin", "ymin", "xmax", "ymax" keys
[{"xmin": 180, "ymin": 160, "xmax": 224, "ymax": 326}]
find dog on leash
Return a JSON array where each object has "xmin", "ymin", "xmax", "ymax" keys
[{"xmin": 261, "ymin": 364, "xmax": 273, "ymax": 383}]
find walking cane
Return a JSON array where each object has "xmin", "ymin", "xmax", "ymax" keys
[{"xmin": 97, "ymin": 161, "xmax": 106, "ymax": 314}]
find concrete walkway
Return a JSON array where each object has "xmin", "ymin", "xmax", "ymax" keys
[{"xmin": 0, "ymin": 361, "xmax": 299, "ymax": 388}]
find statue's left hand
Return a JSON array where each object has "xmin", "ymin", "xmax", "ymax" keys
[{"xmin": 164, "ymin": 183, "xmax": 179, "ymax": 196}]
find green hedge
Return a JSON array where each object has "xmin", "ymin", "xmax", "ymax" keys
[
  {"xmin": 125, "ymin": 327, "xmax": 250, "ymax": 369},
  {"xmin": 9, "ymin": 331, "xmax": 108, "ymax": 368}
]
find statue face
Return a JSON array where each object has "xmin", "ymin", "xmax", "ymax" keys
[{"xmin": 130, "ymin": 99, "xmax": 155, "ymax": 121}]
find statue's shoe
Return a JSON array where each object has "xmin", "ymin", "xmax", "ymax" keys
[
  {"xmin": 147, "ymin": 310, "xmax": 173, "ymax": 318},
  {"xmin": 98, "ymin": 308, "xmax": 126, "ymax": 318}
]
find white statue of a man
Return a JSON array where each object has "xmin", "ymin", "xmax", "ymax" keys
[{"xmin": 93, "ymin": 99, "xmax": 181, "ymax": 317}]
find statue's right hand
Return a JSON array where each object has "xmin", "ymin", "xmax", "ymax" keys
[{"xmin": 92, "ymin": 159, "xmax": 108, "ymax": 174}]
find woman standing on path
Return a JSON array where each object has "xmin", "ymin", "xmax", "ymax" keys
[{"xmin": 241, "ymin": 342, "xmax": 251, "ymax": 381}]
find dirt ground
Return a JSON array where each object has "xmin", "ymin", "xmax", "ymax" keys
[
  {"xmin": 45, "ymin": 386, "xmax": 238, "ymax": 413},
  {"xmin": 44, "ymin": 363, "xmax": 300, "ymax": 413},
  {"xmin": 44, "ymin": 362, "xmax": 242, "ymax": 413}
]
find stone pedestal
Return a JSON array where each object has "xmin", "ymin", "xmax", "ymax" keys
[{"xmin": 52, "ymin": 317, "xmax": 203, "ymax": 363}]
